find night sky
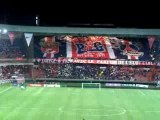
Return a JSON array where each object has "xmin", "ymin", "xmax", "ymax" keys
[{"xmin": 0, "ymin": 1, "xmax": 159, "ymax": 28}]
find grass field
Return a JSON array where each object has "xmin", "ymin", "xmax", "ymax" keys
[{"xmin": 1, "ymin": 85, "xmax": 160, "ymax": 120}]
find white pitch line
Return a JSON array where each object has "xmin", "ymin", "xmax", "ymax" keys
[
  {"xmin": 138, "ymin": 90, "xmax": 146, "ymax": 96},
  {"xmin": 64, "ymin": 108, "xmax": 126, "ymax": 117},
  {"xmin": 0, "ymin": 106, "xmax": 62, "ymax": 111},
  {"xmin": 1, "ymin": 106, "xmax": 160, "ymax": 115},
  {"xmin": 145, "ymin": 111, "xmax": 160, "ymax": 113},
  {"xmin": 58, "ymin": 106, "xmax": 64, "ymax": 112},
  {"xmin": 0, "ymin": 87, "xmax": 12, "ymax": 95}
]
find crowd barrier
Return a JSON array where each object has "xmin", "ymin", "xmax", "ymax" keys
[{"xmin": 24, "ymin": 78, "xmax": 159, "ymax": 89}]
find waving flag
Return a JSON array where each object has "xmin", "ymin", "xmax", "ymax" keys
[{"xmin": 24, "ymin": 33, "xmax": 33, "ymax": 47}]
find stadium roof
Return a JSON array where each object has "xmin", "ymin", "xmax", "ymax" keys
[{"xmin": 0, "ymin": 24, "xmax": 160, "ymax": 36}]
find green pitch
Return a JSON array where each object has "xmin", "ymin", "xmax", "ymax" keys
[{"xmin": 1, "ymin": 85, "xmax": 160, "ymax": 120}]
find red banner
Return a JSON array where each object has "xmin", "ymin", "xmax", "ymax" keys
[{"xmin": 70, "ymin": 36, "xmax": 115, "ymax": 59}]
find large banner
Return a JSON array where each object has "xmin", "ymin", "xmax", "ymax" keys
[
  {"xmin": 34, "ymin": 35, "xmax": 159, "ymax": 61},
  {"xmin": 0, "ymin": 32, "xmax": 29, "ymax": 60},
  {"xmin": 66, "ymin": 36, "xmax": 116, "ymax": 59},
  {"xmin": 34, "ymin": 36, "xmax": 66, "ymax": 58},
  {"xmin": 35, "ymin": 58, "xmax": 155, "ymax": 66}
]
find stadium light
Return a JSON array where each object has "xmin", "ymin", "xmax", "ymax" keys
[
  {"xmin": 0, "ymin": 28, "xmax": 8, "ymax": 34},
  {"xmin": 36, "ymin": 15, "xmax": 40, "ymax": 26},
  {"xmin": 3, "ymin": 29, "xmax": 7, "ymax": 34}
]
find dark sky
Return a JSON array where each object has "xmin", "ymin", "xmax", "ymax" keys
[{"xmin": 0, "ymin": 1, "xmax": 159, "ymax": 28}]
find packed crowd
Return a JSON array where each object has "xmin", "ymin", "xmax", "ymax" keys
[
  {"xmin": 0, "ymin": 65, "xmax": 32, "ymax": 79},
  {"xmin": 0, "ymin": 39, "xmax": 26, "ymax": 59},
  {"xmin": 0, "ymin": 64, "xmax": 159, "ymax": 81},
  {"xmin": 33, "ymin": 63, "xmax": 160, "ymax": 81}
]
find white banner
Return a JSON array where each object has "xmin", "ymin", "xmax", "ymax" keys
[
  {"xmin": 35, "ymin": 58, "xmax": 155, "ymax": 66},
  {"xmin": 44, "ymin": 84, "xmax": 60, "ymax": 88},
  {"xmin": 24, "ymin": 33, "xmax": 33, "ymax": 47}
]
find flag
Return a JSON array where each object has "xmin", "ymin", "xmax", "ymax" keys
[
  {"xmin": 147, "ymin": 36, "xmax": 155, "ymax": 49},
  {"xmin": 8, "ymin": 32, "xmax": 15, "ymax": 45},
  {"xmin": 24, "ymin": 33, "xmax": 33, "ymax": 47}
]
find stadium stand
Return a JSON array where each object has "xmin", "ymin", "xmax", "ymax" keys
[
  {"xmin": 0, "ymin": 33, "xmax": 28, "ymax": 59},
  {"xmin": 0, "ymin": 65, "xmax": 32, "ymax": 79},
  {"xmin": 0, "ymin": 24, "xmax": 159, "ymax": 83},
  {"xmin": 32, "ymin": 63, "xmax": 160, "ymax": 81}
]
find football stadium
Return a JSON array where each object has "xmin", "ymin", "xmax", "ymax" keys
[{"xmin": 0, "ymin": 24, "xmax": 160, "ymax": 120}]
